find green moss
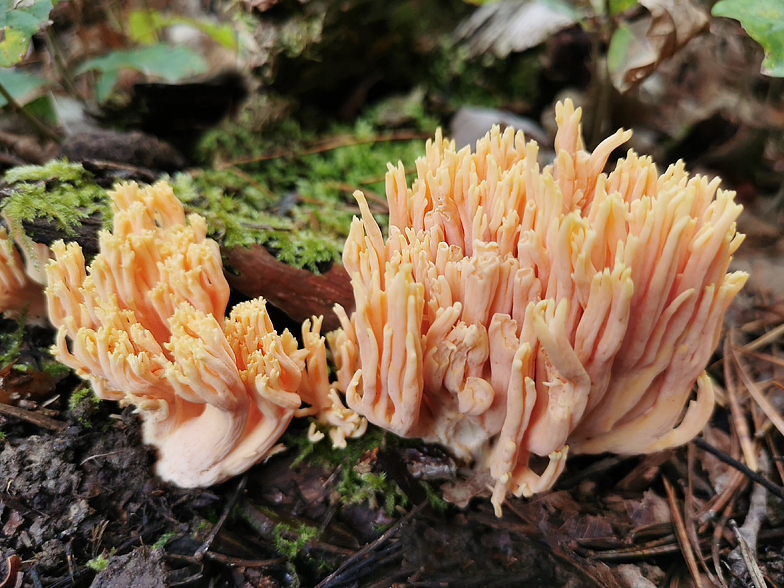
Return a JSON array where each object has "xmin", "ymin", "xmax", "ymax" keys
[
  {"xmin": 86, "ymin": 549, "xmax": 115, "ymax": 572},
  {"xmin": 68, "ymin": 385, "xmax": 102, "ymax": 428},
  {"xmin": 185, "ymin": 109, "xmax": 427, "ymax": 272},
  {"xmin": 286, "ymin": 426, "xmax": 411, "ymax": 514},
  {"xmin": 341, "ymin": 471, "xmax": 409, "ymax": 515},
  {"xmin": 151, "ymin": 531, "xmax": 177, "ymax": 549},
  {"xmin": 0, "ymin": 316, "xmax": 25, "ymax": 368},
  {"xmin": 1, "ymin": 160, "xmax": 109, "ymax": 237},
  {"xmin": 421, "ymin": 481, "xmax": 449, "ymax": 514},
  {"xmin": 0, "ymin": 315, "xmax": 71, "ymax": 384},
  {"xmin": 273, "ymin": 520, "xmax": 319, "ymax": 559}
]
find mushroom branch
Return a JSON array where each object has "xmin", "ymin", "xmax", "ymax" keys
[
  {"xmin": 45, "ymin": 181, "xmax": 362, "ymax": 487},
  {"xmin": 0, "ymin": 222, "xmax": 48, "ymax": 322},
  {"xmin": 331, "ymin": 99, "xmax": 747, "ymax": 515}
]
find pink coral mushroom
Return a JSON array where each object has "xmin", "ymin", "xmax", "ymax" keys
[
  {"xmin": 331, "ymin": 99, "xmax": 747, "ymax": 514},
  {"xmin": 45, "ymin": 181, "xmax": 306, "ymax": 487}
]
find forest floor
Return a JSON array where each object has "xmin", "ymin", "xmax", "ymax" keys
[{"xmin": 1, "ymin": 1, "xmax": 784, "ymax": 587}]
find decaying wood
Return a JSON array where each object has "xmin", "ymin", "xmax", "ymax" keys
[
  {"xmin": 223, "ymin": 244, "xmax": 354, "ymax": 331},
  {"xmin": 0, "ymin": 401, "xmax": 67, "ymax": 432}
]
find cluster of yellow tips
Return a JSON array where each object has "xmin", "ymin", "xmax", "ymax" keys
[{"xmin": 331, "ymin": 99, "xmax": 747, "ymax": 514}]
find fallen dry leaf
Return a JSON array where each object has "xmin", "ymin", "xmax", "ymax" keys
[{"xmin": 610, "ymin": 0, "xmax": 709, "ymax": 92}]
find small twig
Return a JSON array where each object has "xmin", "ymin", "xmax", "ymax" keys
[
  {"xmin": 218, "ymin": 131, "xmax": 431, "ymax": 170},
  {"xmin": 729, "ymin": 520, "xmax": 767, "ymax": 588},
  {"xmin": 664, "ymin": 477, "xmax": 704, "ymax": 588},
  {"xmin": 0, "ymin": 402, "xmax": 67, "ymax": 432},
  {"xmin": 194, "ymin": 474, "xmax": 247, "ymax": 560},
  {"xmin": 43, "ymin": 29, "xmax": 81, "ymax": 102},
  {"xmin": 224, "ymin": 166, "xmax": 277, "ymax": 200},
  {"xmin": 697, "ymin": 469, "xmax": 745, "ymax": 530},
  {"xmin": 741, "ymin": 322, "xmax": 784, "ymax": 353},
  {"xmin": 0, "ymin": 82, "xmax": 62, "ymax": 144},
  {"xmin": 713, "ymin": 499, "xmax": 734, "ymax": 588},
  {"xmin": 736, "ymin": 361, "xmax": 784, "ymax": 440},
  {"xmin": 202, "ymin": 552, "xmax": 284, "ymax": 568},
  {"xmin": 578, "ymin": 540, "xmax": 684, "ymax": 562},
  {"xmin": 767, "ymin": 432, "xmax": 784, "ymax": 487},
  {"xmin": 687, "ymin": 445, "xmax": 722, "ymax": 588},
  {"xmin": 80, "ymin": 451, "xmax": 120, "ymax": 466},
  {"xmin": 693, "ymin": 437, "xmax": 784, "ymax": 501},
  {"xmin": 725, "ymin": 335, "xmax": 757, "ymax": 470},
  {"xmin": 315, "ymin": 501, "xmax": 427, "ymax": 588}
]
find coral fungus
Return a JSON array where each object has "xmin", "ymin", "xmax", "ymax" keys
[
  {"xmin": 45, "ymin": 181, "xmax": 306, "ymax": 487},
  {"xmin": 0, "ymin": 224, "xmax": 48, "ymax": 322},
  {"xmin": 331, "ymin": 99, "xmax": 747, "ymax": 514}
]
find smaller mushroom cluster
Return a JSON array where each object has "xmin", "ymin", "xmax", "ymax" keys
[
  {"xmin": 330, "ymin": 100, "xmax": 747, "ymax": 514},
  {"xmin": 45, "ymin": 181, "xmax": 363, "ymax": 487}
]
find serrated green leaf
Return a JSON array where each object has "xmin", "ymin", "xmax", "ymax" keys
[
  {"xmin": 0, "ymin": 0, "xmax": 54, "ymax": 66},
  {"xmin": 712, "ymin": 0, "xmax": 784, "ymax": 77},
  {"xmin": 76, "ymin": 44, "xmax": 209, "ymax": 102},
  {"xmin": 0, "ymin": 68, "xmax": 47, "ymax": 107}
]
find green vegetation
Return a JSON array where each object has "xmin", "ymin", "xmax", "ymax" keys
[
  {"xmin": 0, "ymin": 0, "xmax": 54, "ymax": 68},
  {"xmin": 712, "ymin": 0, "xmax": 784, "ymax": 76},
  {"xmin": 286, "ymin": 426, "xmax": 411, "ymax": 514},
  {"xmin": 0, "ymin": 316, "xmax": 26, "ymax": 368},
  {"xmin": 86, "ymin": 549, "xmax": 115, "ymax": 572},
  {"xmin": 151, "ymin": 531, "xmax": 177, "ymax": 550},
  {"xmin": 1, "ymin": 160, "xmax": 109, "ymax": 237},
  {"xmin": 273, "ymin": 519, "xmax": 320, "ymax": 559},
  {"xmin": 188, "ymin": 105, "xmax": 428, "ymax": 272},
  {"xmin": 68, "ymin": 385, "xmax": 102, "ymax": 428}
]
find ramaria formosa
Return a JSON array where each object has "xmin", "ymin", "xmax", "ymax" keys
[{"xmin": 329, "ymin": 99, "xmax": 747, "ymax": 514}]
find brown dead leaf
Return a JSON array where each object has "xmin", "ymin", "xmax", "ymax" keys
[
  {"xmin": 0, "ymin": 363, "xmax": 65, "ymax": 406},
  {"xmin": 611, "ymin": 0, "xmax": 709, "ymax": 92}
]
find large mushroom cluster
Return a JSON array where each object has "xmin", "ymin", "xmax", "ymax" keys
[{"xmin": 330, "ymin": 100, "xmax": 747, "ymax": 513}]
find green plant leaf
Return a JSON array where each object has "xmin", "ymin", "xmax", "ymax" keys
[
  {"xmin": 0, "ymin": 0, "xmax": 54, "ymax": 67},
  {"xmin": 607, "ymin": 22, "xmax": 635, "ymax": 76},
  {"xmin": 0, "ymin": 68, "xmax": 47, "ymax": 107},
  {"xmin": 712, "ymin": 0, "xmax": 784, "ymax": 77},
  {"xmin": 76, "ymin": 43, "xmax": 209, "ymax": 102}
]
